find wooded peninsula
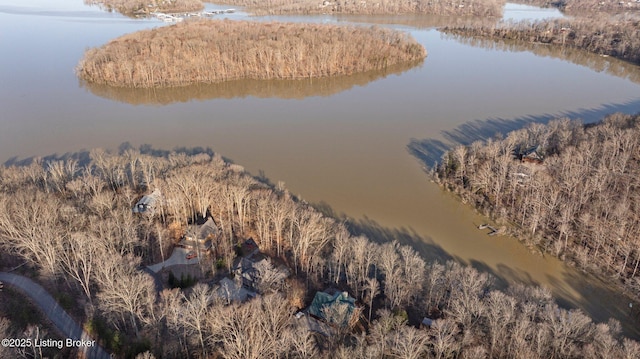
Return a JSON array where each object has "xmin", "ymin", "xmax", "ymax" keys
[
  {"xmin": 443, "ymin": 17, "xmax": 640, "ymax": 65},
  {"xmin": 1, "ymin": 146, "xmax": 639, "ymax": 358},
  {"xmin": 439, "ymin": 0, "xmax": 640, "ymax": 66},
  {"xmin": 84, "ymin": 0, "xmax": 204, "ymax": 16},
  {"xmin": 217, "ymin": 0, "xmax": 505, "ymax": 16},
  {"xmin": 434, "ymin": 113, "xmax": 640, "ymax": 305},
  {"xmin": 76, "ymin": 20, "xmax": 426, "ymax": 88}
]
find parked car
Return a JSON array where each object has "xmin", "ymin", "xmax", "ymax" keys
[{"xmin": 186, "ymin": 252, "xmax": 197, "ymax": 260}]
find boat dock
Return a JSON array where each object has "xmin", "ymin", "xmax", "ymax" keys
[{"xmin": 478, "ymin": 224, "xmax": 499, "ymax": 236}]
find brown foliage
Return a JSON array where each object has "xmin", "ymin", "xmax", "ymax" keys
[
  {"xmin": 218, "ymin": 0, "xmax": 506, "ymax": 16},
  {"xmin": 512, "ymin": 0, "xmax": 640, "ymax": 15},
  {"xmin": 76, "ymin": 20, "xmax": 426, "ymax": 88},
  {"xmin": 443, "ymin": 17, "xmax": 640, "ymax": 65},
  {"xmin": 84, "ymin": 0, "xmax": 204, "ymax": 16},
  {"xmin": 435, "ymin": 114, "xmax": 640, "ymax": 295},
  {"xmin": 2, "ymin": 146, "xmax": 640, "ymax": 357}
]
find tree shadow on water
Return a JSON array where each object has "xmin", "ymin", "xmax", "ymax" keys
[
  {"xmin": 464, "ymin": 259, "xmax": 541, "ymax": 292},
  {"xmin": 547, "ymin": 270, "xmax": 640, "ymax": 340},
  {"xmin": 408, "ymin": 98, "xmax": 640, "ymax": 168},
  {"xmin": 311, "ymin": 201, "xmax": 452, "ymax": 264}
]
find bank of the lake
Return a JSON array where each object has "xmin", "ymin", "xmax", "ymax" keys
[{"xmin": 442, "ymin": 17, "xmax": 640, "ymax": 66}]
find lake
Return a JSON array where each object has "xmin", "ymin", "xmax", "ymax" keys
[{"xmin": 2, "ymin": 0, "xmax": 640, "ymax": 337}]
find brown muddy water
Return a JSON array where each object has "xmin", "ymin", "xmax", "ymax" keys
[{"xmin": 2, "ymin": 0, "xmax": 640, "ymax": 337}]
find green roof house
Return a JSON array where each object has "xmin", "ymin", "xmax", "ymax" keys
[{"xmin": 308, "ymin": 291, "xmax": 356, "ymax": 327}]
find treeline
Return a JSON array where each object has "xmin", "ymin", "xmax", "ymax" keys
[
  {"xmin": 218, "ymin": 0, "xmax": 505, "ymax": 16},
  {"xmin": 84, "ymin": 0, "xmax": 203, "ymax": 16},
  {"xmin": 1, "ymin": 147, "xmax": 639, "ymax": 357},
  {"xmin": 434, "ymin": 113, "xmax": 640, "ymax": 298},
  {"xmin": 76, "ymin": 20, "xmax": 426, "ymax": 88},
  {"xmin": 512, "ymin": 0, "xmax": 640, "ymax": 15},
  {"xmin": 442, "ymin": 17, "xmax": 640, "ymax": 65}
]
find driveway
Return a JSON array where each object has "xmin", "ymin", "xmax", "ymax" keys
[
  {"xmin": 0, "ymin": 272, "xmax": 112, "ymax": 359},
  {"xmin": 147, "ymin": 247, "xmax": 200, "ymax": 273}
]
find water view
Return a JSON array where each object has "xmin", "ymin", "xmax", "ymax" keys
[{"xmin": 2, "ymin": 0, "xmax": 640, "ymax": 337}]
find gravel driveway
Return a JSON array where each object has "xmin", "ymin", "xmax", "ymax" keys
[{"xmin": 0, "ymin": 272, "xmax": 112, "ymax": 359}]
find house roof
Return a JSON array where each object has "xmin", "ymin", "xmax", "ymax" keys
[
  {"xmin": 197, "ymin": 217, "xmax": 219, "ymax": 240},
  {"xmin": 182, "ymin": 217, "xmax": 219, "ymax": 247},
  {"xmin": 216, "ymin": 277, "xmax": 254, "ymax": 303},
  {"xmin": 308, "ymin": 291, "xmax": 356, "ymax": 326},
  {"xmin": 132, "ymin": 189, "xmax": 161, "ymax": 213},
  {"xmin": 521, "ymin": 145, "xmax": 544, "ymax": 161}
]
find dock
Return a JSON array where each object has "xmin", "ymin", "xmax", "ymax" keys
[{"xmin": 478, "ymin": 224, "xmax": 499, "ymax": 236}]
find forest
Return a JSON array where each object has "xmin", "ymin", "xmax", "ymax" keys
[
  {"xmin": 84, "ymin": 0, "xmax": 204, "ymax": 16},
  {"xmin": 434, "ymin": 113, "xmax": 640, "ymax": 304},
  {"xmin": 442, "ymin": 17, "xmax": 640, "ymax": 65},
  {"xmin": 1, "ymin": 146, "xmax": 639, "ymax": 358},
  {"xmin": 442, "ymin": 0, "xmax": 640, "ymax": 67},
  {"xmin": 511, "ymin": 0, "xmax": 640, "ymax": 15},
  {"xmin": 215, "ymin": 0, "xmax": 506, "ymax": 17},
  {"xmin": 76, "ymin": 20, "xmax": 426, "ymax": 88}
]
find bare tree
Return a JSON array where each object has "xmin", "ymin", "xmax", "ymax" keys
[
  {"xmin": 388, "ymin": 325, "xmax": 430, "ymax": 359},
  {"xmin": 95, "ymin": 254, "xmax": 155, "ymax": 337},
  {"xmin": 209, "ymin": 294, "xmax": 292, "ymax": 359},
  {"xmin": 180, "ymin": 284, "xmax": 212, "ymax": 357},
  {"xmin": 59, "ymin": 232, "xmax": 103, "ymax": 301},
  {"xmin": 0, "ymin": 317, "xmax": 15, "ymax": 359},
  {"xmin": 364, "ymin": 277, "xmax": 380, "ymax": 323},
  {"xmin": 0, "ymin": 189, "xmax": 65, "ymax": 277},
  {"xmin": 431, "ymin": 318, "xmax": 461, "ymax": 359}
]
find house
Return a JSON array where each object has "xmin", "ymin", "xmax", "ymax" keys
[
  {"xmin": 215, "ymin": 277, "xmax": 255, "ymax": 303},
  {"xmin": 176, "ymin": 217, "xmax": 218, "ymax": 255},
  {"xmin": 519, "ymin": 145, "xmax": 545, "ymax": 164},
  {"xmin": 308, "ymin": 290, "xmax": 357, "ymax": 327},
  {"xmin": 233, "ymin": 255, "xmax": 289, "ymax": 294},
  {"xmin": 132, "ymin": 188, "xmax": 161, "ymax": 214}
]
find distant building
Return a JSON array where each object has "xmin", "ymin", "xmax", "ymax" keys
[
  {"xmin": 519, "ymin": 145, "xmax": 545, "ymax": 164},
  {"xmin": 132, "ymin": 188, "xmax": 161, "ymax": 214}
]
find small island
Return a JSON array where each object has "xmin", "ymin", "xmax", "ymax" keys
[{"xmin": 76, "ymin": 20, "xmax": 426, "ymax": 88}]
